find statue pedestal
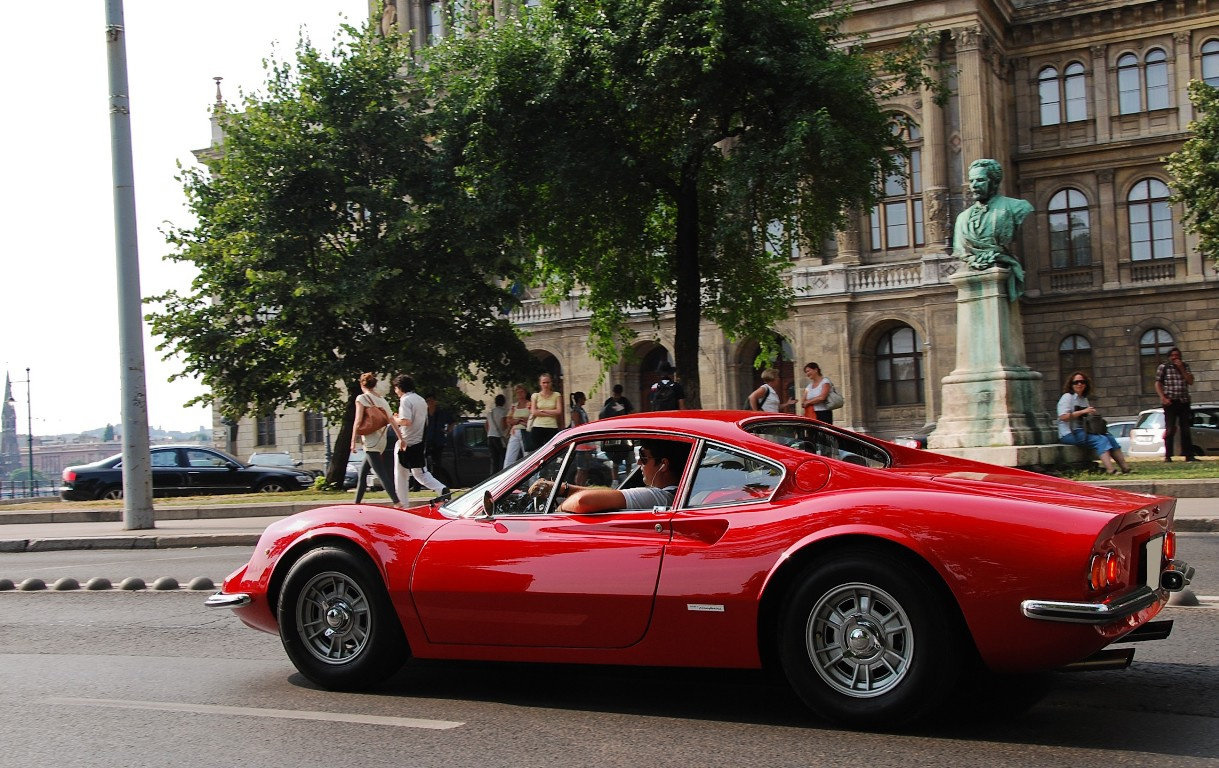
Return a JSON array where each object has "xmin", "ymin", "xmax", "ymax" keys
[{"xmin": 928, "ymin": 268, "xmax": 1072, "ymax": 465}]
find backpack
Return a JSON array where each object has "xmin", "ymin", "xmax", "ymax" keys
[{"xmin": 650, "ymin": 380, "xmax": 678, "ymax": 411}]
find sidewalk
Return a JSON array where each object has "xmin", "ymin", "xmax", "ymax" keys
[{"xmin": 0, "ymin": 480, "xmax": 1216, "ymax": 553}]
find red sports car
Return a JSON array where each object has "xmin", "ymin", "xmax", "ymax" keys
[{"xmin": 206, "ymin": 411, "xmax": 1194, "ymax": 728}]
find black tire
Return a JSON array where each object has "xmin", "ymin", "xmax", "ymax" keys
[
  {"xmin": 777, "ymin": 549, "xmax": 961, "ymax": 729},
  {"xmin": 277, "ymin": 546, "xmax": 409, "ymax": 689},
  {"xmin": 97, "ymin": 485, "xmax": 123, "ymax": 501},
  {"xmin": 255, "ymin": 479, "xmax": 289, "ymax": 493}
]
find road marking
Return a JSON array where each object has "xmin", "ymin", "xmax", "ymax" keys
[{"xmin": 47, "ymin": 697, "xmax": 463, "ymax": 730}]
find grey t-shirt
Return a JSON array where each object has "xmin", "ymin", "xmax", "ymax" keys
[{"xmin": 620, "ymin": 485, "xmax": 676, "ymax": 510}]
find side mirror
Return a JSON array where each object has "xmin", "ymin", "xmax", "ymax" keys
[{"xmin": 482, "ymin": 490, "xmax": 494, "ymax": 518}]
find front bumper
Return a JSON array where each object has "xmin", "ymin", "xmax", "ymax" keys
[
  {"xmin": 204, "ymin": 592, "xmax": 252, "ymax": 608},
  {"xmin": 1021, "ymin": 558, "xmax": 1193, "ymax": 624}
]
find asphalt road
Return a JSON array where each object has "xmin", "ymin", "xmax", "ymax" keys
[
  {"xmin": 0, "ymin": 537, "xmax": 1216, "ymax": 767},
  {"xmin": 2, "ymin": 589, "xmax": 1217, "ymax": 768}
]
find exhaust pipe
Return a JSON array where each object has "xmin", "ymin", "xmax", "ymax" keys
[
  {"xmin": 1060, "ymin": 647, "xmax": 1135, "ymax": 672},
  {"xmin": 1161, "ymin": 560, "xmax": 1195, "ymax": 592}
]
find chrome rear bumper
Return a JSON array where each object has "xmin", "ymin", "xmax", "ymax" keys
[{"xmin": 1022, "ymin": 558, "xmax": 1192, "ymax": 624}]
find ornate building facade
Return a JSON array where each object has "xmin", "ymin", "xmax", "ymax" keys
[{"xmin": 212, "ymin": 0, "xmax": 1219, "ymax": 458}]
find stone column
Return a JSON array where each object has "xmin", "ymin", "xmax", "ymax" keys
[
  {"xmin": 954, "ymin": 26, "xmax": 990, "ymax": 164},
  {"xmin": 1096, "ymin": 169, "xmax": 1121, "ymax": 289},
  {"xmin": 1091, "ymin": 44, "xmax": 1111, "ymax": 143},
  {"xmin": 921, "ymin": 81, "xmax": 951, "ymax": 249},
  {"xmin": 927, "ymin": 267, "xmax": 1061, "ymax": 463},
  {"xmin": 1174, "ymin": 31, "xmax": 1194, "ymax": 124},
  {"xmin": 834, "ymin": 211, "xmax": 862, "ymax": 264}
]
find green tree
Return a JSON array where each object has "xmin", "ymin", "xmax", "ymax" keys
[
  {"xmin": 148, "ymin": 24, "xmax": 535, "ymax": 485},
  {"xmin": 426, "ymin": 0, "xmax": 941, "ymax": 405},
  {"xmin": 1166, "ymin": 80, "xmax": 1219, "ymax": 266},
  {"xmin": 103, "ymin": 424, "xmax": 114, "ymax": 442}
]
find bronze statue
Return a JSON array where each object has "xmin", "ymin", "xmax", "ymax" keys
[{"xmin": 953, "ymin": 159, "xmax": 1033, "ymax": 301}]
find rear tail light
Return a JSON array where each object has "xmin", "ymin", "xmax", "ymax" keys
[
  {"xmin": 1164, "ymin": 531, "xmax": 1176, "ymax": 561},
  {"xmin": 1089, "ymin": 550, "xmax": 1120, "ymax": 591},
  {"xmin": 62, "ymin": 469, "xmax": 76, "ymax": 483}
]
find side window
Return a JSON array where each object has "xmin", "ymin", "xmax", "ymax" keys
[
  {"xmin": 151, "ymin": 451, "xmax": 180, "ymax": 468},
  {"xmin": 688, "ymin": 444, "xmax": 783, "ymax": 508},
  {"xmin": 1203, "ymin": 40, "xmax": 1219, "ymax": 87},
  {"xmin": 185, "ymin": 449, "xmax": 226, "ymax": 468}
]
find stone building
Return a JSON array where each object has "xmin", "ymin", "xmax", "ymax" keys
[{"xmin": 212, "ymin": 0, "xmax": 1219, "ymax": 459}]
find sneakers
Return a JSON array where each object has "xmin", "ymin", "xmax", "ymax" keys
[
  {"xmin": 1165, "ymin": 457, "xmax": 1173, "ymax": 462},
  {"xmin": 1186, "ymin": 457, "xmax": 1200, "ymax": 462}
]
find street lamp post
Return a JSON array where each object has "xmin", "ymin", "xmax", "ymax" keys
[{"xmin": 6, "ymin": 368, "xmax": 34, "ymax": 496}]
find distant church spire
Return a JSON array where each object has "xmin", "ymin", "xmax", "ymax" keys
[{"xmin": 1, "ymin": 373, "xmax": 19, "ymax": 477}]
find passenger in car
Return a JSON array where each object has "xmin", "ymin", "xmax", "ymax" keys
[{"xmin": 556, "ymin": 439, "xmax": 691, "ymax": 513}]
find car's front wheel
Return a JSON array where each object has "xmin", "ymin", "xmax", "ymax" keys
[
  {"xmin": 277, "ymin": 546, "xmax": 408, "ymax": 690},
  {"xmin": 255, "ymin": 479, "xmax": 289, "ymax": 493},
  {"xmin": 778, "ymin": 549, "xmax": 961, "ymax": 729}
]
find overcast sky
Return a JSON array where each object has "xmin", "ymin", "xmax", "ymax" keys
[{"xmin": 1, "ymin": 0, "xmax": 370, "ymax": 436}]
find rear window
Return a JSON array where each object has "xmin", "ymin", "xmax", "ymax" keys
[
  {"xmin": 746, "ymin": 421, "xmax": 890, "ymax": 469},
  {"xmin": 1134, "ymin": 412, "xmax": 1164, "ymax": 430}
]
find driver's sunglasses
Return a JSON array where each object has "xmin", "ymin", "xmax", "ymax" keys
[{"xmin": 637, "ymin": 453, "xmax": 653, "ymax": 465}]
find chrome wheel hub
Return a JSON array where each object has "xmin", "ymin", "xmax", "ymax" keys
[
  {"xmin": 296, "ymin": 571, "xmax": 372, "ymax": 665},
  {"xmin": 805, "ymin": 582, "xmax": 914, "ymax": 698}
]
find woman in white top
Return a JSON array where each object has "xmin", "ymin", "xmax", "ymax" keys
[
  {"xmin": 798, "ymin": 362, "xmax": 834, "ymax": 424},
  {"xmin": 486, "ymin": 394, "xmax": 508, "ymax": 473},
  {"xmin": 747, "ymin": 369, "xmax": 781, "ymax": 412},
  {"xmin": 503, "ymin": 385, "xmax": 532, "ymax": 466},
  {"xmin": 1057, "ymin": 371, "xmax": 1130, "ymax": 474},
  {"xmin": 351, "ymin": 372, "xmax": 399, "ymax": 504}
]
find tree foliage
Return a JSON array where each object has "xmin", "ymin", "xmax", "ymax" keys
[
  {"xmin": 148, "ymin": 24, "xmax": 536, "ymax": 483},
  {"xmin": 425, "ymin": 0, "xmax": 943, "ymax": 405},
  {"xmin": 1166, "ymin": 80, "xmax": 1219, "ymax": 266}
]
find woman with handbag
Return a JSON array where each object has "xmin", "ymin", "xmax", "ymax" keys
[
  {"xmin": 797, "ymin": 362, "xmax": 837, "ymax": 424},
  {"xmin": 1057, "ymin": 371, "xmax": 1131, "ymax": 474},
  {"xmin": 351, "ymin": 372, "xmax": 400, "ymax": 504}
]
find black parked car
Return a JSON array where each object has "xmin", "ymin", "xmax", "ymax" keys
[{"xmin": 61, "ymin": 445, "xmax": 316, "ymax": 501}]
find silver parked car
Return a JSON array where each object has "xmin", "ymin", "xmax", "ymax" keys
[
  {"xmin": 1107, "ymin": 421, "xmax": 1135, "ymax": 454},
  {"xmin": 1128, "ymin": 403, "xmax": 1219, "ymax": 457}
]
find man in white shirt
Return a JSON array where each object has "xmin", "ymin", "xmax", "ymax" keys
[
  {"xmin": 391, "ymin": 374, "xmax": 448, "ymax": 498},
  {"xmin": 556, "ymin": 439, "xmax": 690, "ymax": 513}
]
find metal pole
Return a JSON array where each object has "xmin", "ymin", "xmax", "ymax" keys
[
  {"xmin": 105, "ymin": 0, "xmax": 154, "ymax": 528},
  {"xmin": 24, "ymin": 368, "xmax": 33, "ymax": 496}
]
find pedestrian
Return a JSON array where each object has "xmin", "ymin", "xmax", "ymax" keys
[
  {"xmin": 1057, "ymin": 371, "xmax": 1132, "ymax": 474},
  {"xmin": 747, "ymin": 369, "xmax": 781, "ymax": 412},
  {"xmin": 503, "ymin": 385, "xmax": 532, "ymax": 466},
  {"xmin": 423, "ymin": 393, "xmax": 454, "ymax": 475},
  {"xmin": 798, "ymin": 362, "xmax": 835, "ymax": 424},
  {"xmin": 1156, "ymin": 347, "xmax": 1198, "ymax": 462},
  {"xmin": 486, "ymin": 394, "xmax": 508, "ymax": 473},
  {"xmin": 648, "ymin": 362, "xmax": 686, "ymax": 411},
  {"xmin": 529, "ymin": 374, "xmax": 564, "ymax": 449},
  {"xmin": 599, "ymin": 384, "xmax": 633, "ymax": 419},
  {"xmin": 391, "ymin": 374, "xmax": 449, "ymax": 497},
  {"xmin": 351, "ymin": 373, "xmax": 399, "ymax": 504},
  {"xmin": 569, "ymin": 391, "xmax": 590, "ymax": 427}
]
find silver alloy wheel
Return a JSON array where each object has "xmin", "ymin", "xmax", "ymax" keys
[
  {"xmin": 258, "ymin": 481, "xmax": 288, "ymax": 493},
  {"xmin": 805, "ymin": 581, "xmax": 914, "ymax": 698},
  {"xmin": 295, "ymin": 570, "xmax": 372, "ymax": 665}
]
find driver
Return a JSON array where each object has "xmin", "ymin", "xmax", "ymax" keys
[{"xmin": 553, "ymin": 439, "xmax": 690, "ymax": 513}]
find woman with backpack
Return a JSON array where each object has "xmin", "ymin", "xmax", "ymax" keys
[
  {"xmin": 747, "ymin": 369, "xmax": 781, "ymax": 412},
  {"xmin": 351, "ymin": 372, "xmax": 399, "ymax": 504},
  {"xmin": 798, "ymin": 362, "xmax": 836, "ymax": 424}
]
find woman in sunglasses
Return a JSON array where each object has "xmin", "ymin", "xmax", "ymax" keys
[{"xmin": 1057, "ymin": 371, "xmax": 1131, "ymax": 474}]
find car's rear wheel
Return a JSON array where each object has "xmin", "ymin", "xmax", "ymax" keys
[
  {"xmin": 778, "ymin": 550, "xmax": 961, "ymax": 729},
  {"xmin": 255, "ymin": 479, "xmax": 289, "ymax": 493},
  {"xmin": 97, "ymin": 485, "xmax": 123, "ymax": 501},
  {"xmin": 278, "ymin": 546, "xmax": 408, "ymax": 689}
]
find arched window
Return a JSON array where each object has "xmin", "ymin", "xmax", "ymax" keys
[
  {"xmin": 425, "ymin": 0, "xmax": 444, "ymax": 44},
  {"xmin": 1064, "ymin": 62, "xmax": 1088, "ymax": 122},
  {"xmin": 1048, "ymin": 188, "xmax": 1091, "ymax": 268},
  {"xmin": 1140, "ymin": 328, "xmax": 1175, "ymax": 393},
  {"xmin": 1203, "ymin": 40, "xmax": 1219, "ymax": 87},
  {"xmin": 1146, "ymin": 49, "xmax": 1169, "ymax": 110},
  {"xmin": 1058, "ymin": 335, "xmax": 1093, "ymax": 379},
  {"xmin": 875, "ymin": 326, "xmax": 923, "ymax": 406},
  {"xmin": 1039, "ymin": 63, "xmax": 1088, "ymax": 126},
  {"xmin": 1038, "ymin": 67, "xmax": 1060, "ymax": 126},
  {"xmin": 1128, "ymin": 179, "xmax": 1174, "ymax": 261},
  {"xmin": 869, "ymin": 121, "xmax": 924, "ymax": 252},
  {"xmin": 1117, "ymin": 53, "xmax": 1141, "ymax": 114},
  {"xmin": 1117, "ymin": 49, "xmax": 1171, "ymax": 114}
]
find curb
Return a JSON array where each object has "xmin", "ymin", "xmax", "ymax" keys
[{"xmin": 0, "ymin": 533, "xmax": 261, "ymax": 553}]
